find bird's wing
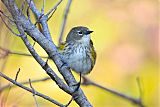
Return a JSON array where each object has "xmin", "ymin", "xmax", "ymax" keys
[
  {"xmin": 58, "ymin": 42, "xmax": 66, "ymax": 51},
  {"xmin": 90, "ymin": 40, "xmax": 97, "ymax": 68}
]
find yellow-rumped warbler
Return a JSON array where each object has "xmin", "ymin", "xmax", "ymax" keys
[{"xmin": 58, "ymin": 26, "xmax": 96, "ymax": 90}]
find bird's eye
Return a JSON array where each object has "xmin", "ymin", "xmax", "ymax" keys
[{"xmin": 78, "ymin": 31, "xmax": 83, "ymax": 35}]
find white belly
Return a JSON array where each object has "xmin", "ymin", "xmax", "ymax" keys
[{"xmin": 64, "ymin": 45, "xmax": 92, "ymax": 74}]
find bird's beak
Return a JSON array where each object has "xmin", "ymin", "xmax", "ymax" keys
[{"xmin": 86, "ymin": 31, "xmax": 93, "ymax": 35}]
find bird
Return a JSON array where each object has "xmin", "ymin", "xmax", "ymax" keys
[{"xmin": 58, "ymin": 26, "xmax": 96, "ymax": 91}]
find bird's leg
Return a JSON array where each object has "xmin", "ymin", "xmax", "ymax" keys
[
  {"xmin": 64, "ymin": 97, "xmax": 73, "ymax": 107},
  {"xmin": 65, "ymin": 73, "xmax": 81, "ymax": 106},
  {"xmin": 72, "ymin": 73, "xmax": 82, "ymax": 92}
]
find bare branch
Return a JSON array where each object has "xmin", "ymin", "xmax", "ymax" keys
[
  {"xmin": 0, "ymin": 76, "xmax": 50, "ymax": 92},
  {"xmin": 26, "ymin": 0, "xmax": 53, "ymax": 41},
  {"xmin": 45, "ymin": 0, "xmax": 63, "ymax": 17},
  {"xmin": 1, "ymin": 0, "xmax": 72, "ymax": 94},
  {"xmin": 26, "ymin": 0, "xmax": 31, "ymax": 22},
  {"xmin": 0, "ymin": 46, "xmax": 49, "ymax": 59},
  {"xmin": 0, "ymin": 66, "xmax": 145, "ymax": 107},
  {"xmin": 0, "ymin": 13, "xmax": 20, "ymax": 36},
  {"xmin": 1, "ymin": 0, "xmax": 93, "ymax": 106},
  {"xmin": 0, "ymin": 72, "xmax": 65, "ymax": 107},
  {"xmin": 15, "ymin": 68, "xmax": 20, "ymax": 81},
  {"xmin": 0, "ymin": 10, "xmax": 14, "ymax": 22},
  {"xmin": 82, "ymin": 76, "xmax": 145, "ymax": 107},
  {"xmin": 47, "ymin": 8, "xmax": 57, "ymax": 21},
  {"xmin": 18, "ymin": 26, "xmax": 71, "ymax": 94},
  {"xmin": 0, "ymin": 41, "xmax": 71, "ymax": 94},
  {"xmin": 58, "ymin": 0, "xmax": 72, "ymax": 45},
  {"xmin": 65, "ymin": 97, "xmax": 73, "ymax": 107},
  {"xmin": 20, "ymin": 0, "xmax": 26, "ymax": 12},
  {"xmin": 29, "ymin": 79, "xmax": 39, "ymax": 107},
  {"xmin": 136, "ymin": 77, "xmax": 144, "ymax": 107},
  {"xmin": 41, "ymin": 0, "xmax": 45, "ymax": 14},
  {"xmin": 26, "ymin": 0, "xmax": 41, "ymax": 17},
  {"xmin": 2, "ymin": 68, "xmax": 21, "ymax": 106}
]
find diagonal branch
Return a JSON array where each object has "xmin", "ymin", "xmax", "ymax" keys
[
  {"xmin": 29, "ymin": 79, "xmax": 39, "ymax": 107},
  {"xmin": 0, "ymin": 10, "xmax": 14, "ymax": 22},
  {"xmin": 0, "ymin": 72, "xmax": 65, "ymax": 107},
  {"xmin": 0, "ymin": 76, "xmax": 50, "ymax": 92},
  {"xmin": 0, "ymin": 12, "xmax": 20, "ymax": 36},
  {"xmin": 17, "ymin": 23, "xmax": 71, "ymax": 94},
  {"xmin": 2, "ymin": 0, "xmax": 92, "ymax": 106},
  {"xmin": 1, "ymin": 44, "xmax": 146, "ymax": 107},
  {"xmin": 45, "ymin": 0, "xmax": 63, "ymax": 17},
  {"xmin": 15, "ymin": 68, "xmax": 20, "ymax": 81},
  {"xmin": 26, "ymin": 0, "xmax": 53, "ymax": 41},
  {"xmin": 0, "ymin": 46, "xmax": 49, "ymax": 59},
  {"xmin": 1, "ymin": 0, "xmax": 71, "ymax": 94},
  {"xmin": 82, "ymin": 77, "xmax": 145, "ymax": 107},
  {"xmin": 58, "ymin": 0, "xmax": 72, "ymax": 45}
]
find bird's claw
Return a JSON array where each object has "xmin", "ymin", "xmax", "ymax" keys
[{"xmin": 72, "ymin": 82, "xmax": 81, "ymax": 93}]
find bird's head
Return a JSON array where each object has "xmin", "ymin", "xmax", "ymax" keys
[{"xmin": 66, "ymin": 26, "xmax": 93, "ymax": 44}]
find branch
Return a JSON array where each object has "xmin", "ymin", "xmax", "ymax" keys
[
  {"xmin": 0, "ymin": 72, "xmax": 65, "ymax": 107},
  {"xmin": 58, "ymin": 0, "xmax": 72, "ymax": 45},
  {"xmin": 26, "ymin": 0, "xmax": 53, "ymax": 42},
  {"xmin": 45, "ymin": 0, "xmax": 63, "ymax": 17},
  {"xmin": 136, "ymin": 77, "xmax": 144, "ymax": 107},
  {"xmin": 2, "ymin": 0, "xmax": 92, "ymax": 106},
  {"xmin": 29, "ymin": 79, "xmax": 39, "ymax": 107},
  {"xmin": 82, "ymin": 77, "xmax": 145, "ymax": 107},
  {"xmin": 0, "ymin": 43, "xmax": 145, "ymax": 107},
  {"xmin": 0, "ymin": 46, "xmax": 49, "ymax": 59},
  {"xmin": 0, "ymin": 76, "xmax": 50, "ymax": 92},
  {"xmin": 1, "ymin": 0, "xmax": 71, "ymax": 94},
  {"xmin": 15, "ymin": 68, "xmax": 20, "ymax": 81},
  {"xmin": 0, "ymin": 55, "xmax": 145, "ymax": 106},
  {"xmin": 0, "ymin": 10, "xmax": 14, "ymax": 22},
  {"xmin": 18, "ymin": 23, "xmax": 71, "ymax": 94},
  {"xmin": 41, "ymin": 0, "xmax": 45, "ymax": 14},
  {"xmin": 20, "ymin": 0, "xmax": 26, "ymax": 12},
  {"xmin": 0, "ymin": 12, "xmax": 20, "ymax": 36}
]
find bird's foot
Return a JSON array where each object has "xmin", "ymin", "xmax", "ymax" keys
[
  {"xmin": 72, "ymin": 82, "xmax": 81, "ymax": 93},
  {"xmin": 60, "ymin": 62, "xmax": 69, "ymax": 69}
]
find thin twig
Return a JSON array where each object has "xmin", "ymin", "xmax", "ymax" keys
[
  {"xmin": 58, "ymin": 0, "xmax": 72, "ymax": 46},
  {"xmin": 26, "ymin": 0, "xmax": 31, "ymax": 22},
  {"xmin": 47, "ymin": 8, "xmax": 57, "ymax": 22},
  {"xmin": 0, "ymin": 77, "xmax": 50, "ymax": 92},
  {"xmin": 45, "ymin": 0, "xmax": 63, "ymax": 17},
  {"xmin": 20, "ymin": 0, "xmax": 26, "ymax": 12},
  {"xmin": 0, "ymin": 10, "xmax": 14, "ymax": 22},
  {"xmin": 26, "ymin": 0, "xmax": 53, "ymax": 41},
  {"xmin": 15, "ymin": 68, "xmax": 20, "ymax": 81},
  {"xmin": 29, "ymin": 79, "xmax": 39, "ymax": 107},
  {"xmin": 0, "ymin": 14, "xmax": 20, "ymax": 36},
  {"xmin": 137, "ymin": 77, "xmax": 143, "ymax": 100},
  {"xmin": 26, "ymin": 0, "xmax": 41, "ymax": 17},
  {"xmin": 1, "ymin": 83, "xmax": 11, "ymax": 107},
  {"xmin": 136, "ymin": 77, "xmax": 144, "ymax": 107},
  {"xmin": 41, "ymin": 0, "xmax": 45, "ymax": 14},
  {"xmin": 0, "ymin": 46, "xmax": 49, "ymax": 59},
  {"xmin": 0, "ymin": 72, "xmax": 64, "ymax": 107},
  {"xmin": 2, "ymin": 67, "xmax": 22, "ymax": 107},
  {"xmin": 0, "ymin": 10, "xmax": 15, "ymax": 27}
]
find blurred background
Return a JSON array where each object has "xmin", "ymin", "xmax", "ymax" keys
[{"xmin": 0, "ymin": 0, "xmax": 159, "ymax": 107}]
